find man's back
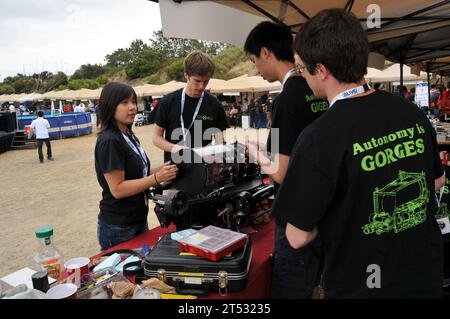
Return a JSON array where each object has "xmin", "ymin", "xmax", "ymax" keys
[
  {"xmin": 274, "ymin": 90, "xmax": 443, "ymax": 298},
  {"xmin": 31, "ymin": 117, "xmax": 50, "ymax": 139},
  {"xmin": 267, "ymin": 76, "xmax": 327, "ymax": 167}
]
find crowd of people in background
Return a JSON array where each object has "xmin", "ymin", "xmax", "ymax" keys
[
  {"xmin": 220, "ymin": 95, "xmax": 274, "ymax": 129},
  {"xmin": 2, "ymin": 81, "xmax": 449, "ymax": 129},
  {"xmin": 368, "ymin": 81, "xmax": 450, "ymax": 117},
  {"xmin": 1, "ymin": 100, "xmax": 100, "ymax": 117}
]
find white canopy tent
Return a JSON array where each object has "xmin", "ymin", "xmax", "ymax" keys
[
  {"xmin": 0, "ymin": 93, "xmax": 26, "ymax": 104},
  {"xmin": 133, "ymin": 84, "xmax": 158, "ymax": 97},
  {"xmin": 143, "ymin": 81, "xmax": 186, "ymax": 96},
  {"xmin": 365, "ymin": 64, "xmax": 428, "ymax": 83},
  {"xmin": 18, "ymin": 93, "xmax": 42, "ymax": 102},
  {"xmin": 210, "ymin": 75, "xmax": 282, "ymax": 94},
  {"xmin": 206, "ymin": 78, "xmax": 227, "ymax": 91}
]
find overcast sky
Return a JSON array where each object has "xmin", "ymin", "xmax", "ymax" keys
[{"xmin": 0, "ymin": 0, "xmax": 162, "ymax": 81}]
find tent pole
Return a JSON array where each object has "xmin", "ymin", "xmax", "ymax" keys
[
  {"xmin": 426, "ymin": 63, "xmax": 431, "ymax": 108},
  {"xmin": 400, "ymin": 60, "xmax": 404, "ymax": 96}
]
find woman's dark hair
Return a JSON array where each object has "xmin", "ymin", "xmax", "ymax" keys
[
  {"xmin": 294, "ymin": 8, "xmax": 369, "ymax": 83},
  {"xmin": 244, "ymin": 21, "xmax": 294, "ymax": 63},
  {"xmin": 98, "ymin": 82, "xmax": 137, "ymax": 134}
]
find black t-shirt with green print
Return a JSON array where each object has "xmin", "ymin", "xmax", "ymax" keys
[
  {"xmin": 266, "ymin": 76, "xmax": 328, "ymax": 199},
  {"xmin": 272, "ymin": 89, "xmax": 444, "ymax": 298},
  {"xmin": 267, "ymin": 76, "xmax": 328, "ymax": 156},
  {"xmin": 155, "ymin": 89, "xmax": 229, "ymax": 162}
]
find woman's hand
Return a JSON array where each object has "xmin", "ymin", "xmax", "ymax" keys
[{"xmin": 155, "ymin": 162, "xmax": 178, "ymax": 183}]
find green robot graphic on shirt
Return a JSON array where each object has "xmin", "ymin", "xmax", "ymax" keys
[{"xmin": 362, "ymin": 171, "xmax": 429, "ymax": 235}]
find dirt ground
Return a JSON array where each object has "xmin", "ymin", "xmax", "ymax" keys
[{"xmin": 0, "ymin": 122, "xmax": 268, "ymax": 278}]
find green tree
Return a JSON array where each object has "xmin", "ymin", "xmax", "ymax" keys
[
  {"xmin": 67, "ymin": 79, "xmax": 100, "ymax": 90},
  {"xmin": 212, "ymin": 46, "xmax": 247, "ymax": 79},
  {"xmin": 105, "ymin": 48, "xmax": 132, "ymax": 67},
  {"xmin": 71, "ymin": 64, "xmax": 105, "ymax": 80},
  {"xmin": 3, "ymin": 74, "xmax": 26, "ymax": 85},
  {"xmin": 44, "ymin": 72, "xmax": 68, "ymax": 92},
  {"xmin": 149, "ymin": 30, "xmax": 229, "ymax": 59},
  {"xmin": 38, "ymin": 71, "xmax": 54, "ymax": 81},
  {"xmin": 0, "ymin": 84, "xmax": 15, "ymax": 94},
  {"xmin": 166, "ymin": 58, "xmax": 185, "ymax": 81},
  {"xmin": 10, "ymin": 79, "xmax": 29, "ymax": 93},
  {"xmin": 96, "ymin": 75, "xmax": 108, "ymax": 85},
  {"xmin": 128, "ymin": 39, "xmax": 149, "ymax": 61},
  {"xmin": 105, "ymin": 39, "xmax": 149, "ymax": 68},
  {"xmin": 126, "ymin": 48, "xmax": 163, "ymax": 80},
  {"xmin": 2, "ymin": 71, "xmax": 72, "ymax": 93}
]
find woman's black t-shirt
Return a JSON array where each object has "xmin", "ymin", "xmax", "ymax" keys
[{"xmin": 95, "ymin": 129, "xmax": 151, "ymax": 226}]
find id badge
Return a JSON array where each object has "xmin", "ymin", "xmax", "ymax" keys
[{"xmin": 437, "ymin": 217, "xmax": 450, "ymax": 234}]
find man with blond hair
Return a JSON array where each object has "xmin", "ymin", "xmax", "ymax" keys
[{"xmin": 153, "ymin": 50, "xmax": 229, "ymax": 162}]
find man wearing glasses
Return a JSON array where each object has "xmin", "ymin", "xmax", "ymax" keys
[
  {"xmin": 244, "ymin": 21, "xmax": 328, "ymax": 298},
  {"xmin": 274, "ymin": 9, "xmax": 445, "ymax": 298}
]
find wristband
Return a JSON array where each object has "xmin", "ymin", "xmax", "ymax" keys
[{"xmin": 154, "ymin": 173, "xmax": 161, "ymax": 186}]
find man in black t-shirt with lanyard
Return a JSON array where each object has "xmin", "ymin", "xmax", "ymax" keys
[
  {"xmin": 244, "ymin": 21, "xmax": 328, "ymax": 298},
  {"xmin": 273, "ymin": 9, "xmax": 445, "ymax": 298},
  {"xmin": 153, "ymin": 50, "xmax": 229, "ymax": 163}
]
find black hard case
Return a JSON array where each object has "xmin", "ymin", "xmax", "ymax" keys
[{"xmin": 143, "ymin": 233, "xmax": 252, "ymax": 296}]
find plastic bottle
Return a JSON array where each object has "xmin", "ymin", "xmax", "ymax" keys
[{"xmin": 33, "ymin": 226, "xmax": 63, "ymax": 280}]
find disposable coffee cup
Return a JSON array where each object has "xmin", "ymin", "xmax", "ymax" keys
[
  {"xmin": 64, "ymin": 257, "xmax": 90, "ymax": 287},
  {"xmin": 46, "ymin": 283, "xmax": 78, "ymax": 299}
]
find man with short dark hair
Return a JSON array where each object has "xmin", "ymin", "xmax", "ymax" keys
[
  {"xmin": 273, "ymin": 8, "xmax": 445, "ymax": 298},
  {"xmin": 244, "ymin": 21, "xmax": 328, "ymax": 299},
  {"xmin": 153, "ymin": 50, "xmax": 229, "ymax": 162},
  {"xmin": 30, "ymin": 110, "xmax": 53, "ymax": 163}
]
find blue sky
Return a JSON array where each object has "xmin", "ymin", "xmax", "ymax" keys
[{"xmin": 0, "ymin": 0, "xmax": 162, "ymax": 81}]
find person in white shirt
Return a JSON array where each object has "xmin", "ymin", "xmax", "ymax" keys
[
  {"xmin": 30, "ymin": 110, "xmax": 53, "ymax": 163},
  {"xmin": 79, "ymin": 101, "xmax": 86, "ymax": 112}
]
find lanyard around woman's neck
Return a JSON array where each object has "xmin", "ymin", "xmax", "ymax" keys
[
  {"xmin": 329, "ymin": 83, "xmax": 371, "ymax": 108},
  {"xmin": 180, "ymin": 87, "xmax": 204, "ymax": 144},
  {"xmin": 122, "ymin": 131, "xmax": 149, "ymax": 178}
]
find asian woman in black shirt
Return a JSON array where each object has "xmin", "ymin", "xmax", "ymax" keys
[{"xmin": 95, "ymin": 82, "xmax": 178, "ymax": 251}]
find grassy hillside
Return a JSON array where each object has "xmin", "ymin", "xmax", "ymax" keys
[{"xmin": 140, "ymin": 45, "xmax": 256, "ymax": 84}]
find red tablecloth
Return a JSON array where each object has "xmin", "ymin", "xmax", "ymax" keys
[{"xmin": 92, "ymin": 219, "xmax": 275, "ymax": 299}]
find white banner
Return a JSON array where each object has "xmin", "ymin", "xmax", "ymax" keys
[
  {"xmin": 241, "ymin": 115, "xmax": 250, "ymax": 130},
  {"xmin": 415, "ymin": 81, "xmax": 429, "ymax": 107}
]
